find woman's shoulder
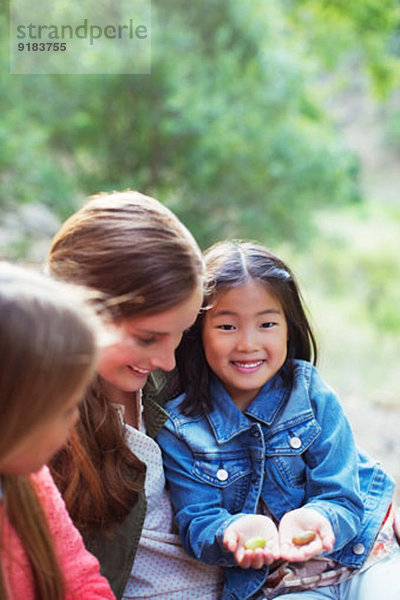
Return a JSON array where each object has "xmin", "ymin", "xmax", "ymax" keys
[{"xmin": 144, "ymin": 368, "xmax": 182, "ymax": 406}]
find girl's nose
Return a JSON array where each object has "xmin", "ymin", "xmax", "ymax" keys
[{"xmin": 236, "ymin": 331, "xmax": 258, "ymax": 352}]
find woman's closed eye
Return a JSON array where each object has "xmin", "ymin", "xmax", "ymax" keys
[{"xmin": 136, "ymin": 336, "xmax": 157, "ymax": 346}]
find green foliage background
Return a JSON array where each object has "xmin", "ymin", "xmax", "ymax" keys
[{"xmin": 1, "ymin": 0, "xmax": 399, "ymax": 405}]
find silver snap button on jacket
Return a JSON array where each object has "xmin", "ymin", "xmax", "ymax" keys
[
  {"xmin": 289, "ymin": 436, "xmax": 302, "ymax": 449},
  {"xmin": 216, "ymin": 468, "xmax": 229, "ymax": 481},
  {"xmin": 352, "ymin": 543, "xmax": 365, "ymax": 555}
]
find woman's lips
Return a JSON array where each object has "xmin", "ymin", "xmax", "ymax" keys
[{"xmin": 127, "ymin": 365, "xmax": 151, "ymax": 376}]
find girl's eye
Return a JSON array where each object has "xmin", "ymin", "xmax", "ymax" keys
[
  {"xmin": 261, "ymin": 322, "xmax": 276, "ymax": 329},
  {"xmin": 217, "ymin": 324, "xmax": 235, "ymax": 331}
]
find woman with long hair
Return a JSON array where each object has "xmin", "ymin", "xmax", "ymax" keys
[{"xmin": 47, "ymin": 190, "xmax": 223, "ymax": 599}]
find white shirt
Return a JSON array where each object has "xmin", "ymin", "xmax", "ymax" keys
[{"xmin": 122, "ymin": 405, "xmax": 223, "ymax": 600}]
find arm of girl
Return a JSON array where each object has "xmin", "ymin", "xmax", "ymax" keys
[
  {"xmin": 33, "ymin": 467, "xmax": 115, "ymax": 600},
  {"xmin": 157, "ymin": 425, "xmax": 257, "ymax": 568},
  {"xmin": 296, "ymin": 366, "xmax": 365, "ymax": 552}
]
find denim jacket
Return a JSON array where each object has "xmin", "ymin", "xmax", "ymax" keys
[{"xmin": 157, "ymin": 360, "xmax": 394, "ymax": 600}]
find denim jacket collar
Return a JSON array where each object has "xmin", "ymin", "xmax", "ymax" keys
[
  {"xmin": 207, "ymin": 370, "xmax": 288, "ymax": 443},
  {"xmin": 207, "ymin": 362, "xmax": 317, "ymax": 444}
]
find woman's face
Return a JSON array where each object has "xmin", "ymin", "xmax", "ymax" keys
[{"xmin": 97, "ymin": 287, "xmax": 202, "ymax": 392}]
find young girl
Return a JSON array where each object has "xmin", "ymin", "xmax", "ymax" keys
[
  {"xmin": 0, "ymin": 263, "xmax": 115, "ymax": 600},
  {"xmin": 46, "ymin": 190, "xmax": 223, "ymax": 599},
  {"xmin": 156, "ymin": 240, "xmax": 400, "ymax": 600}
]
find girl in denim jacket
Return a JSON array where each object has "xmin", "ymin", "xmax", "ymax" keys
[{"xmin": 157, "ymin": 240, "xmax": 400, "ymax": 600}]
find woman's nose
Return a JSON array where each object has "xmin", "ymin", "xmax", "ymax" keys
[{"xmin": 149, "ymin": 349, "xmax": 176, "ymax": 372}]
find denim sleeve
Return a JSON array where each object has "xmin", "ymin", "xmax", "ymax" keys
[
  {"xmin": 302, "ymin": 367, "xmax": 364, "ymax": 551},
  {"xmin": 156, "ymin": 423, "xmax": 247, "ymax": 567}
]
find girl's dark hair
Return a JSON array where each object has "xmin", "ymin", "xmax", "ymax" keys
[
  {"xmin": 177, "ymin": 240, "xmax": 317, "ymax": 416},
  {"xmin": 46, "ymin": 190, "xmax": 204, "ymax": 534}
]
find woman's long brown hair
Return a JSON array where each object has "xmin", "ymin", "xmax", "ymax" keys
[
  {"xmin": 47, "ymin": 190, "xmax": 204, "ymax": 534},
  {"xmin": 0, "ymin": 264, "xmax": 97, "ymax": 599}
]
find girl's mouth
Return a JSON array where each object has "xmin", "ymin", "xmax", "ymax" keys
[{"xmin": 230, "ymin": 360, "xmax": 265, "ymax": 372}]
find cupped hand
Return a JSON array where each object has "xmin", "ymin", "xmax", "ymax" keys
[
  {"xmin": 223, "ymin": 514, "xmax": 280, "ymax": 569},
  {"xmin": 279, "ymin": 507, "xmax": 335, "ymax": 562}
]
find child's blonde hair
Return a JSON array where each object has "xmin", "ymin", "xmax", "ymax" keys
[{"xmin": 0, "ymin": 263, "xmax": 98, "ymax": 600}]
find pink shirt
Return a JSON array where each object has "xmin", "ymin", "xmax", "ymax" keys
[{"xmin": 0, "ymin": 466, "xmax": 115, "ymax": 600}]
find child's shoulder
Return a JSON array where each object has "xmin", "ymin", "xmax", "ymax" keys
[
  {"xmin": 31, "ymin": 465, "xmax": 54, "ymax": 489},
  {"xmin": 289, "ymin": 358, "xmax": 317, "ymax": 386},
  {"xmin": 31, "ymin": 465, "xmax": 63, "ymax": 504},
  {"xmin": 163, "ymin": 392, "xmax": 204, "ymax": 425},
  {"xmin": 289, "ymin": 359, "xmax": 342, "ymax": 413},
  {"xmin": 30, "ymin": 466, "xmax": 70, "ymax": 526},
  {"xmin": 291, "ymin": 358, "xmax": 313, "ymax": 374},
  {"xmin": 290, "ymin": 359, "xmax": 326, "ymax": 385},
  {"xmin": 163, "ymin": 391, "xmax": 184, "ymax": 413}
]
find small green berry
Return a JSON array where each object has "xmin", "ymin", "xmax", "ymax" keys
[{"xmin": 243, "ymin": 536, "xmax": 266, "ymax": 550}]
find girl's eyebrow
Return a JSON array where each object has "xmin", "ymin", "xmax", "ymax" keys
[{"xmin": 211, "ymin": 308, "xmax": 282, "ymax": 318}]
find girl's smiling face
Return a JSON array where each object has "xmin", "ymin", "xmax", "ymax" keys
[
  {"xmin": 202, "ymin": 278, "xmax": 288, "ymax": 411},
  {"xmin": 97, "ymin": 287, "xmax": 203, "ymax": 393}
]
